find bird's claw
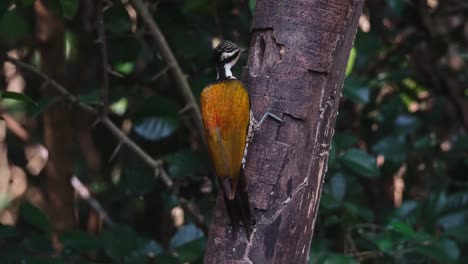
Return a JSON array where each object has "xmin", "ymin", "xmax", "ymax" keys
[{"xmin": 259, "ymin": 97, "xmax": 282, "ymax": 125}]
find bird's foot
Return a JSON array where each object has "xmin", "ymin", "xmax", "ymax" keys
[{"xmin": 255, "ymin": 97, "xmax": 283, "ymax": 131}]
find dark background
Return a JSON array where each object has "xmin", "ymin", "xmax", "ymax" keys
[{"xmin": 0, "ymin": 0, "xmax": 467, "ymax": 263}]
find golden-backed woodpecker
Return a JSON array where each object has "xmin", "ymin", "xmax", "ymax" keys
[
  {"xmin": 201, "ymin": 40, "xmax": 282, "ymax": 237},
  {"xmin": 200, "ymin": 40, "xmax": 254, "ymax": 236}
]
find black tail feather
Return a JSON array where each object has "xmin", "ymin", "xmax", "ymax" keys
[
  {"xmin": 218, "ymin": 169, "xmax": 255, "ymax": 238},
  {"xmin": 237, "ymin": 168, "xmax": 254, "ymax": 236},
  {"xmin": 236, "ymin": 190, "xmax": 254, "ymax": 237},
  {"xmin": 222, "ymin": 191, "xmax": 240, "ymax": 236},
  {"xmin": 222, "ymin": 190, "xmax": 254, "ymax": 238}
]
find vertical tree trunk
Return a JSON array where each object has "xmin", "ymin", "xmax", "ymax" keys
[
  {"xmin": 204, "ymin": 1, "xmax": 364, "ymax": 263},
  {"xmin": 35, "ymin": 0, "xmax": 75, "ymax": 232}
]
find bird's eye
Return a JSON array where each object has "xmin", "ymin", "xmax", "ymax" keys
[
  {"xmin": 221, "ymin": 50, "xmax": 238, "ymax": 61},
  {"xmin": 221, "ymin": 49, "xmax": 240, "ymax": 61}
]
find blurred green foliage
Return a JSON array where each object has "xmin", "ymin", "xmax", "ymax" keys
[{"xmin": 0, "ymin": 0, "xmax": 467, "ymax": 263}]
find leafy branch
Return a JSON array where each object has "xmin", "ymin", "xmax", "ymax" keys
[
  {"xmin": 96, "ymin": 0, "xmax": 110, "ymax": 115},
  {"xmin": 2, "ymin": 55, "xmax": 208, "ymax": 235},
  {"xmin": 129, "ymin": 0, "xmax": 205, "ymax": 146}
]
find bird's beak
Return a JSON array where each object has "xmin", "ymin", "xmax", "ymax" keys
[{"xmin": 241, "ymin": 48, "xmax": 247, "ymax": 53}]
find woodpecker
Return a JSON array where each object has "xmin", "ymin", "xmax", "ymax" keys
[{"xmin": 200, "ymin": 40, "xmax": 281, "ymax": 237}]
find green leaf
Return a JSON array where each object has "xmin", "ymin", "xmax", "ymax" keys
[
  {"xmin": 376, "ymin": 240, "xmax": 393, "ymax": 254},
  {"xmin": 444, "ymin": 225, "xmax": 468, "ymax": 242},
  {"xmin": 310, "ymin": 238, "xmax": 330, "ymax": 254},
  {"xmin": 393, "ymin": 200, "xmax": 418, "ymax": 219},
  {"xmin": 110, "ymin": 97, "xmax": 128, "ymax": 115},
  {"xmin": 123, "ymin": 255, "xmax": 148, "ymax": 264},
  {"xmin": 170, "ymin": 224, "xmax": 205, "ymax": 263},
  {"xmin": 354, "ymin": 31, "xmax": 382, "ymax": 67},
  {"xmin": 0, "ymin": 91, "xmax": 36, "ymax": 105},
  {"xmin": 0, "ymin": 1, "xmax": 10, "ymax": 19},
  {"xmin": 22, "ymin": 257, "xmax": 66, "ymax": 264},
  {"xmin": 155, "ymin": 254, "xmax": 180, "ymax": 264},
  {"xmin": 19, "ymin": 202, "xmax": 52, "ymax": 234},
  {"xmin": 345, "ymin": 47, "xmax": 356, "ymax": 76},
  {"xmin": 386, "ymin": 0, "xmax": 405, "ymax": 16},
  {"xmin": 437, "ymin": 210, "xmax": 468, "ymax": 230},
  {"xmin": 170, "ymin": 224, "xmax": 204, "ymax": 249},
  {"xmin": 0, "ymin": 9, "xmax": 30, "ymax": 44},
  {"xmin": 413, "ymin": 135, "xmax": 434, "ymax": 150},
  {"xmin": 415, "ymin": 238, "xmax": 460, "ymax": 263},
  {"xmin": 182, "ymin": 0, "xmax": 210, "ymax": 14},
  {"xmin": 323, "ymin": 215, "xmax": 340, "ymax": 227},
  {"xmin": 171, "ymin": 29, "xmax": 206, "ymax": 60},
  {"xmin": 249, "ymin": 0, "xmax": 256, "ymax": 13},
  {"xmin": 394, "ymin": 114, "xmax": 421, "ymax": 134},
  {"xmin": 322, "ymin": 253, "xmax": 357, "ymax": 264},
  {"xmin": 436, "ymin": 192, "xmax": 468, "ymax": 215},
  {"xmin": 77, "ymin": 90, "xmax": 102, "ymax": 105},
  {"xmin": 101, "ymin": 224, "xmax": 142, "ymax": 261},
  {"xmin": 133, "ymin": 96, "xmax": 180, "ymax": 141},
  {"xmin": 60, "ymin": 231, "xmax": 101, "ymax": 252},
  {"xmin": 453, "ymin": 135, "xmax": 468, "ymax": 151},
  {"xmin": 28, "ymin": 96, "xmax": 60, "ymax": 118},
  {"xmin": 340, "ymin": 148, "xmax": 379, "ymax": 178},
  {"xmin": 0, "ymin": 242, "xmax": 24, "ymax": 263},
  {"xmin": 104, "ymin": 1, "xmax": 132, "ymax": 34},
  {"xmin": 165, "ymin": 150, "xmax": 209, "ymax": 178},
  {"xmin": 343, "ymin": 77, "xmax": 369, "ymax": 104},
  {"xmin": 320, "ymin": 193, "xmax": 340, "ymax": 210},
  {"xmin": 23, "ymin": 233, "xmax": 54, "ymax": 253},
  {"xmin": 41, "ymin": 0, "xmax": 62, "ymax": 16},
  {"xmin": 435, "ymin": 195, "xmax": 468, "ymax": 229},
  {"xmin": 328, "ymin": 141, "xmax": 337, "ymax": 168},
  {"xmin": 372, "ymin": 136, "xmax": 408, "ymax": 164},
  {"xmin": 59, "ymin": 0, "xmax": 79, "ymax": 19},
  {"xmin": 136, "ymin": 95, "xmax": 180, "ymax": 118},
  {"xmin": 175, "ymin": 238, "xmax": 205, "ymax": 263},
  {"xmin": 0, "ymin": 224, "xmax": 19, "ymax": 238},
  {"xmin": 439, "ymin": 238, "xmax": 460, "ymax": 261},
  {"xmin": 16, "ymin": 0, "xmax": 35, "ymax": 8},
  {"xmin": 138, "ymin": 240, "xmax": 164, "ymax": 257},
  {"xmin": 134, "ymin": 117, "xmax": 179, "ymax": 141},
  {"xmin": 120, "ymin": 153, "xmax": 154, "ymax": 195},
  {"xmin": 108, "ymin": 37, "xmax": 142, "ymax": 70},
  {"xmin": 378, "ymin": 96, "xmax": 406, "ymax": 124},
  {"xmin": 343, "ymin": 202, "xmax": 374, "ymax": 221},
  {"xmin": 65, "ymin": 30, "xmax": 79, "ymax": 61},
  {"xmin": 387, "ymin": 220, "xmax": 418, "ymax": 239},
  {"xmin": 115, "ymin": 61, "xmax": 135, "ymax": 75},
  {"xmin": 334, "ymin": 132, "xmax": 358, "ymax": 151},
  {"xmin": 329, "ymin": 173, "xmax": 346, "ymax": 202}
]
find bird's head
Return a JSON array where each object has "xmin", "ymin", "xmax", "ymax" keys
[{"xmin": 213, "ymin": 40, "xmax": 246, "ymax": 80}]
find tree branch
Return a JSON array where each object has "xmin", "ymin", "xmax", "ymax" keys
[
  {"xmin": 129, "ymin": 0, "xmax": 205, "ymax": 145},
  {"xmin": 71, "ymin": 176, "xmax": 114, "ymax": 225},
  {"xmin": 2, "ymin": 56, "xmax": 170, "ymax": 187},
  {"xmin": 160, "ymin": 169, "xmax": 208, "ymax": 236},
  {"xmin": 3, "ymin": 56, "xmax": 209, "ymax": 233},
  {"xmin": 96, "ymin": 0, "xmax": 110, "ymax": 115}
]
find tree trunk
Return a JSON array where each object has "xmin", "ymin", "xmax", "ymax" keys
[
  {"xmin": 35, "ymin": 0, "xmax": 75, "ymax": 232},
  {"xmin": 204, "ymin": 1, "xmax": 364, "ymax": 263}
]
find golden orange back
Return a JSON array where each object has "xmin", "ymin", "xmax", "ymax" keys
[{"xmin": 200, "ymin": 79, "xmax": 250, "ymax": 180}]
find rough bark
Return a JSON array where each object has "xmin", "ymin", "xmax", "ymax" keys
[{"xmin": 204, "ymin": 1, "xmax": 364, "ymax": 263}]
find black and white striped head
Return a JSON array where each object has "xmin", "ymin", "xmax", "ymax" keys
[{"xmin": 213, "ymin": 40, "xmax": 245, "ymax": 80}]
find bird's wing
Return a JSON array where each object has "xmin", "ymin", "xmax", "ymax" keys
[{"xmin": 200, "ymin": 80, "xmax": 250, "ymax": 199}]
